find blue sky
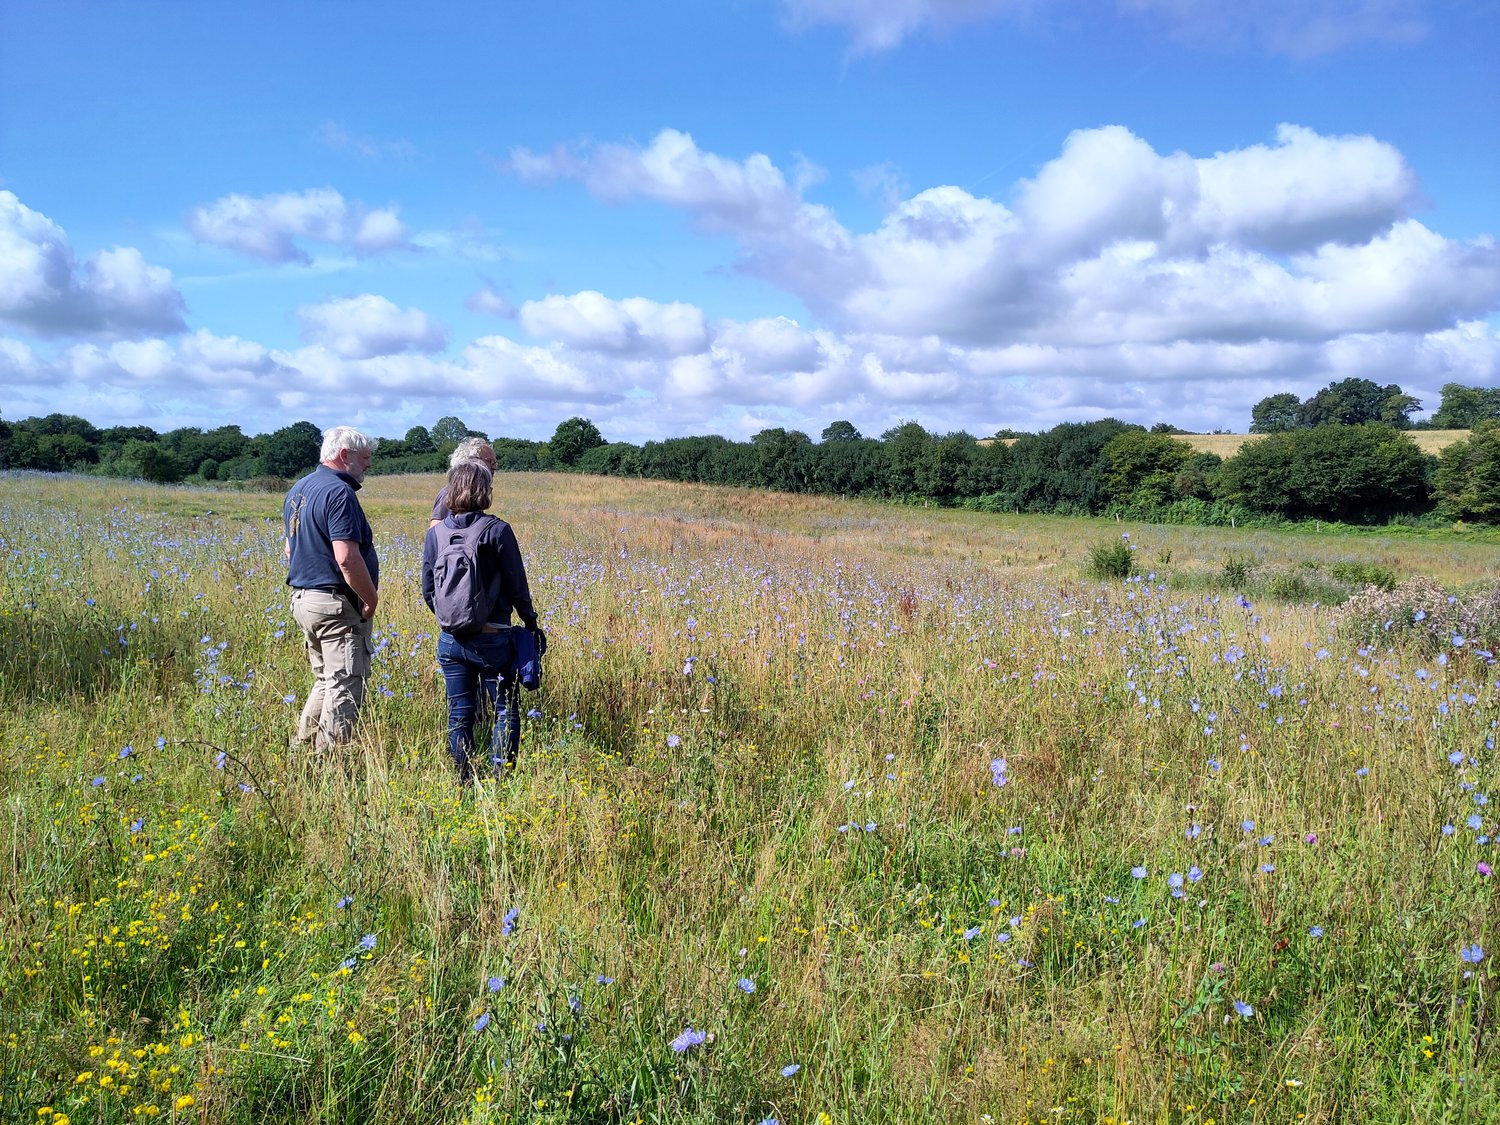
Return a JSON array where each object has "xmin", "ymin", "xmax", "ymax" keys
[{"xmin": 2, "ymin": 0, "xmax": 1496, "ymax": 444}]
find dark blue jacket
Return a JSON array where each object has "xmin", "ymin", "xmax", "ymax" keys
[{"xmin": 421, "ymin": 512, "xmax": 537, "ymax": 631}]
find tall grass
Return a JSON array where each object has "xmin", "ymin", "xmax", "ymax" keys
[{"xmin": 0, "ymin": 472, "xmax": 1495, "ymax": 1124}]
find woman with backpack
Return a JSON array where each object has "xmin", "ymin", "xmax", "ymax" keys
[{"xmin": 420, "ymin": 461, "xmax": 544, "ymax": 783}]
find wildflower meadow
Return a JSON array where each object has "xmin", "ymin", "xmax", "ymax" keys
[{"xmin": 0, "ymin": 471, "xmax": 1495, "ymax": 1124}]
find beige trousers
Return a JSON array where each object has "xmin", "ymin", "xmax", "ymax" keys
[{"xmin": 291, "ymin": 588, "xmax": 373, "ymax": 750}]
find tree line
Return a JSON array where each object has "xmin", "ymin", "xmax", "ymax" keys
[
  {"xmin": 557, "ymin": 415, "xmax": 1496, "ymax": 526},
  {"xmin": 0, "ymin": 414, "xmax": 553, "ymax": 483},
  {"xmin": 1249, "ymin": 378, "xmax": 1500, "ymax": 432},
  {"xmin": 3, "ymin": 380, "xmax": 1498, "ymax": 526}
]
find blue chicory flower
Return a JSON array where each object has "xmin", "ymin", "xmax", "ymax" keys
[{"xmin": 669, "ymin": 1027, "xmax": 707, "ymax": 1053}]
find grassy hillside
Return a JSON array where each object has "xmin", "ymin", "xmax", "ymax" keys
[{"xmin": 1, "ymin": 472, "xmax": 1496, "ymax": 1124}]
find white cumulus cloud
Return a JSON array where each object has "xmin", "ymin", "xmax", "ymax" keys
[
  {"xmin": 508, "ymin": 130, "xmax": 858, "ymax": 307},
  {"xmin": 297, "ymin": 294, "xmax": 447, "ymax": 359},
  {"xmin": 711, "ymin": 316, "xmax": 825, "ymax": 374},
  {"xmin": 1188, "ymin": 123, "xmax": 1418, "ymax": 250},
  {"xmin": 186, "ymin": 188, "xmax": 415, "ymax": 263},
  {"xmin": 463, "ymin": 334, "xmax": 620, "ymax": 402},
  {"xmin": 518, "ymin": 291, "xmax": 708, "ymax": 356},
  {"xmin": 0, "ymin": 191, "xmax": 186, "ymax": 338},
  {"xmin": 518, "ymin": 124, "xmax": 1498, "ymax": 356}
]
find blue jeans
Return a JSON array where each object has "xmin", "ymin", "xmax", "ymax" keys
[{"xmin": 437, "ymin": 630, "xmax": 521, "ymax": 782}]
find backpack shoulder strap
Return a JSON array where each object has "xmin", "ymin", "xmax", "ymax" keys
[{"xmin": 461, "ymin": 514, "xmax": 497, "ymax": 542}]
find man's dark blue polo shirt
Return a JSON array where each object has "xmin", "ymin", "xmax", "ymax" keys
[{"xmin": 283, "ymin": 465, "xmax": 378, "ymax": 592}]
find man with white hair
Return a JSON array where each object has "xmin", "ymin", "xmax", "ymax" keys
[
  {"xmin": 283, "ymin": 425, "xmax": 380, "ymax": 750},
  {"xmin": 429, "ymin": 436, "xmax": 499, "ymax": 529}
]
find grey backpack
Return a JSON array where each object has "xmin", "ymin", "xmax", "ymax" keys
[{"xmin": 431, "ymin": 516, "xmax": 497, "ymax": 634}]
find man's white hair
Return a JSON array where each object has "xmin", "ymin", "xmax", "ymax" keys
[
  {"xmin": 321, "ymin": 426, "xmax": 377, "ymax": 463},
  {"xmin": 449, "ymin": 436, "xmax": 495, "ymax": 468}
]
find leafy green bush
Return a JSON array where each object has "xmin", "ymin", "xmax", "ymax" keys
[
  {"xmin": 1266, "ymin": 571, "xmax": 1310, "ymax": 600},
  {"xmin": 1087, "ymin": 538, "xmax": 1135, "ymax": 579},
  {"xmin": 1217, "ymin": 423, "xmax": 1434, "ymax": 522},
  {"xmin": 1328, "ymin": 561, "xmax": 1398, "ymax": 590},
  {"xmin": 1262, "ymin": 569, "xmax": 1350, "ymax": 604},
  {"xmin": 1221, "ymin": 554, "xmax": 1256, "ymax": 586}
]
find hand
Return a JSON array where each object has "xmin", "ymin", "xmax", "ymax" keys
[{"xmin": 530, "ymin": 627, "xmax": 547, "ymax": 656}]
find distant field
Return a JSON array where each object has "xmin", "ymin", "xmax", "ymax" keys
[{"xmin": 1184, "ymin": 429, "xmax": 1470, "ymax": 457}]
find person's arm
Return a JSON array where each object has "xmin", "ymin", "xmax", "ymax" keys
[
  {"xmin": 429, "ymin": 488, "xmax": 449, "ymax": 532},
  {"xmin": 493, "ymin": 523, "xmax": 538, "ymax": 631},
  {"xmin": 420, "ymin": 529, "xmax": 437, "ymax": 612},
  {"xmin": 332, "ymin": 540, "xmax": 378, "ymax": 620}
]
